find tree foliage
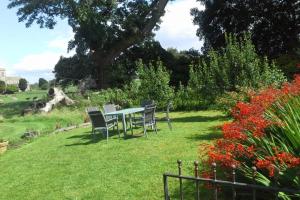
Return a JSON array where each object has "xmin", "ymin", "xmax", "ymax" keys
[
  {"xmin": 38, "ymin": 78, "xmax": 48, "ymax": 90},
  {"xmin": 9, "ymin": 0, "xmax": 170, "ymax": 88},
  {"xmin": 18, "ymin": 78, "xmax": 28, "ymax": 92},
  {"xmin": 191, "ymin": 0, "xmax": 300, "ymax": 58},
  {"xmin": 53, "ymin": 40, "xmax": 201, "ymax": 88}
]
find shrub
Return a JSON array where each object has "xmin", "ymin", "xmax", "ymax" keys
[
  {"xmin": 38, "ymin": 78, "xmax": 48, "ymax": 90},
  {"xmin": 0, "ymin": 81, "xmax": 5, "ymax": 93},
  {"xmin": 5, "ymin": 85, "xmax": 18, "ymax": 94},
  {"xmin": 205, "ymin": 76, "xmax": 300, "ymax": 199},
  {"xmin": 18, "ymin": 78, "xmax": 28, "ymax": 91},
  {"xmin": 188, "ymin": 33, "xmax": 286, "ymax": 105},
  {"xmin": 137, "ymin": 60, "xmax": 174, "ymax": 109}
]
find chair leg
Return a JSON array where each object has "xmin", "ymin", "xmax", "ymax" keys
[
  {"xmin": 129, "ymin": 114, "xmax": 133, "ymax": 135},
  {"xmin": 154, "ymin": 122, "xmax": 158, "ymax": 134},
  {"xmin": 117, "ymin": 122, "xmax": 120, "ymax": 139},
  {"xmin": 167, "ymin": 119, "xmax": 172, "ymax": 131},
  {"xmin": 143, "ymin": 123, "xmax": 148, "ymax": 137},
  {"xmin": 106, "ymin": 128, "xmax": 109, "ymax": 143}
]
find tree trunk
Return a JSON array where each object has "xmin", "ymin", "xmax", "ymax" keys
[{"xmin": 40, "ymin": 88, "xmax": 75, "ymax": 113}]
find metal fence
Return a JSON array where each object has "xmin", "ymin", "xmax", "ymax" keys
[{"xmin": 163, "ymin": 160, "xmax": 300, "ymax": 200}]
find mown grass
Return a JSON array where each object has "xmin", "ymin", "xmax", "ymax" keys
[{"xmin": 0, "ymin": 111, "xmax": 227, "ymax": 200}]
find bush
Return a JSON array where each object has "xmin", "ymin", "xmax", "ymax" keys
[
  {"xmin": 0, "ymin": 81, "xmax": 5, "ymax": 94},
  {"xmin": 215, "ymin": 87, "xmax": 253, "ymax": 115},
  {"xmin": 18, "ymin": 78, "xmax": 28, "ymax": 91},
  {"xmin": 38, "ymin": 78, "xmax": 48, "ymax": 90},
  {"xmin": 205, "ymin": 76, "xmax": 300, "ymax": 199},
  {"xmin": 5, "ymin": 85, "xmax": 18, "ymax": 94},
  {"xmin": 188, "ymin": 33, "xmax": 286, "ymax": 105},
  {"xmin": 137, "ymin": 60, "xmax": 174, "ymax": 109}
]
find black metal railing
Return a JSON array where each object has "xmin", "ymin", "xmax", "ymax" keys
[{"xmin": 163, "ymin": 160, "xmax": 300, "ymax": 200}]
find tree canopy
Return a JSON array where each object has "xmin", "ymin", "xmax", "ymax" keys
[
  {"xmin": 191, "ymin": 0, "xmax": 300, "ymax": 58},
  {"xmin": 9, "ymin": 0, "xmax": 170, "ymax": 88}
]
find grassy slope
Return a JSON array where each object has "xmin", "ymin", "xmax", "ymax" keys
[
  {"xmin": 0, "ymin": 111, "xmax": 227, "ymax": 200},
  {"xmin": 0, "ymin": 91, "xmax": 85, "ymax": 143}
]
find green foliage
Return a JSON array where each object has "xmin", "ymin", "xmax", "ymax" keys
[
  {"xmin": 137, "ymin": 60, "xmax": 174, "ymax": 108},
  {"xmin": 9, "ymin": 0, "xmax": 169, "ymax": 88},
  {"xmin": 215, "ymin": 87, "xmax": 252, "ymax": 115},
  {"xmin": 38, "ymin": 78, "xmax": 48, "ymax": 90},
  {"xmin": 5, "ymin": 85, "xmax": 18, "ymax": 94},
  {"xmin": 188, "ymin": 34, "xmax": 286, "ymax": 104},
  {"xmin": 191, "ymin": 0, "xmax": 300, "ymax": 57},
  {"xmin": 18, "ymin": 78, "xmax": 28, "ymax": 91},
  {"xmin": 275, "ymin": 54, "xmax": 300, "ymax": 80},
  {"xmin": 0, "ymin": 80, "xmax": 5, "ymax": 93}
]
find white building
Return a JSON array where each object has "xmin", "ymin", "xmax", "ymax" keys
[{"xmin": 0, "ymin": 67, "xmax": 22, "ymax": 85}]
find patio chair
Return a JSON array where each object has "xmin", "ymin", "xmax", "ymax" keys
[
  {"xmin": 141, "ymin": 100, "xmax": 155, "ymax": 107},
  {"xmin": 131, "ymin": 105, "xmax": 157, "ymax": 137},
  {"xmin": 103, "ymin": 104, "xmax": 118, "ymax": 124},
  {"xmin": 86, "ymin": 107, "xmax": 120, "ymax": 142},
  {"xmin": 132, "ymin": 100, "xmax": 155, "ymax": 128}
]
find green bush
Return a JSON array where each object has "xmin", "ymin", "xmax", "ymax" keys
[
  {"xmin": 38, "ymin": 78, "xmax": 48, "ymax": 90},
  {"xmin": 0, "ymin": 81, "xmax": 5, "ymax": 94},
  {"xmin": 5, "ymin": 85, "xmax": 18, "ymax": 94},
  {"xmin": 187, "ymin": 33, "xmax": 286, "ymax": 108},
  {"xmin": 137, "ymin": 60, "xmax": 174, "ymax": 109},
  {"xmin": 18, "ymin": 78, "xmax": 28, "ymax": 91}
]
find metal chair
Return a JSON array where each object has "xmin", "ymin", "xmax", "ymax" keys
[
  {"xmin": 132, "ymin": 100, "xmax": 155, "ymax": 128},
  {"xmin": 132, "ymin": 105, "xmax": 157, "ymax": 137},
  {"xmin": 103, "ymin": 104, "xmax": 118, "ymax": 124},
  {"xmin": 86, "ymin": 107, "xmax": 120, "ymax": 142}
]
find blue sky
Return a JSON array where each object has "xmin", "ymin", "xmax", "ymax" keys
[{"xmin": 0, "ymin": 0, "xmax": 203, "ymax": 83}]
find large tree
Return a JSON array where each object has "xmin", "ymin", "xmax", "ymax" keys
[
  {"xmin": 191, "ymin": 0, "xmax": 300, "ymax": 58},
  {"xmin": 8, "ymin": 0, "xmax": 170, "ymax": 88}
]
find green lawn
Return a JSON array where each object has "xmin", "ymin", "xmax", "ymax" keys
[
  {"xmin": 0, "ymin": 91, "xmax": 85, "ymax": 143},
  {"xmin": 0, "ymin": 110, "xmax": 227, "ymax": 200}
]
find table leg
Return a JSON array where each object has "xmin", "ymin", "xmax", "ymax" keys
[{"xmin": 122, "ymin": 113, "xmax": 127, "ymax": 137}]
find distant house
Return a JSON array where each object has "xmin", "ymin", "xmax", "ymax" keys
[{"xmin": 0, "ymin": 67, "xmax": 22, "ymax": 85}]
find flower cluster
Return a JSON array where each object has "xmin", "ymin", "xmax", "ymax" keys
[{"xmin": 205, "ymin": 75, "xmax": 300, "ymax": 177}]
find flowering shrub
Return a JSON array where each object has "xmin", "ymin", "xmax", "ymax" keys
[{"xmin": 204, "ymin": 75, "xmax": 300, "ymax": 198}]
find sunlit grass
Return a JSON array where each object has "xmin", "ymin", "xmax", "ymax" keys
[{"xmin": 0, "ymin": 110, "xmax": 226, "ymax": 200}]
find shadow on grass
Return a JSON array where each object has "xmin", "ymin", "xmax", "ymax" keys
[
  {"xmin": 65, "ymin": 130, "xmax": 122, "ymax": 146},
  {"xmin": 185, "ymin": 125, "xmax": 223, "ymax": 141},
  {"xmin": 172, "ymin": 115, "xmax": 229, "ymax": 123},
  {"xmin": 0, "ymin": 101, "xmax": 31, "ymax": 118}
]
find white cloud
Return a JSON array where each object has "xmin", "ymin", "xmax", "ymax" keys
[
  {"xmin": 155, "ymin": 0, "xmax": 204, "ymax": 50},
  {"xmin": 48, "ymin": 29, "xmax": 74, "ymax": 53},
  {"xmin": 12, "ymin": 51, "xmax": 62, "ymax": 72}
]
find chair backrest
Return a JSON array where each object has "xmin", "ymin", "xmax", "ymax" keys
[
  {"xmin": 103, "ymin": 104, "xmax": 116, "ymax": 121},
  {"xmin": 103, "ymin": 104, "xmax": 116, "ymax": 113},
  {"xmin": 86, "ymin": 106, "xmax": 100, "ymax": 113},
  {"xmin": 86, "ymin": 108, "xmax": 106, "ymax": 128},
  {"xmin": 143, "ymin": 105, "xmax": 156, "ymax": 123},
  {"xmin": 141, "ymin": 100, "xmax": 155, "ymax": 107}
]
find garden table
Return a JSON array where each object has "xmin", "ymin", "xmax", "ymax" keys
[{"xmin": 105, "ymin": 107, "xmax": 144, "ymax": 137}]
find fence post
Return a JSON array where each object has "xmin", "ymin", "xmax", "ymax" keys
[
  {"xmin": 212, "ymin": 162, "xmax": 218, "ymax": 200},
  {"xmin": 252, "ymin": 166, "xmax": 257, "ymax": 200},
  {"xmin": 232, "ymin": 165, "xmax": 236, "ymax": 200},
  {"xmin": 178, "ymin": 160, "xmax": 183, "ymax": 200},
  {"xmin": 163, "ymin": 174, "xmax": 170, "ymax": 200},
  {"xmin": 194, "ymin": 161, "xmax": 200, "ymax": 200}
]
